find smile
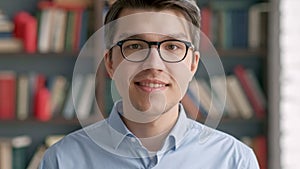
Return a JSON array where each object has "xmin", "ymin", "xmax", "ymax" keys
[
  {"xmin": 134, "ymin": 80, "xmax": 169, "ymax": 92},
  {"xmin": 139, "ymin": 82, "xmax": 166, "ymax": 88}
]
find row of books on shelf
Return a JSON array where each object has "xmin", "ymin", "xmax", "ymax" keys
[
  {"xmin": 0, "ymin": 64, "xmax": 266, "ymax": 121},
  {"xmin": 0, "ymin": 71, "xmax": 95, "ymax": 121},
  {"xmin": 200, "ymin": 1, "xmax": 269, "ymax": 49},
  {"xmin": 184, "ymin": 65, "xmax": 267, "ymax": 120},
  {"xmin": 0, "ymin": 135, "xmax": 63, "ymax": 169},
  {"xmin": 0, "ymin": 134, "xmax": 266, "ymax": 169},
  {"xmin": 1, "ymin": 0, "xmax": 269, "ymax": 54},
  {"xmin": 0, "ymin": 0, "xmax": 92, "ymax": 54},
  {"xmin": 0, "ymin": 10, "xmax": 23, "ymax": 53}
]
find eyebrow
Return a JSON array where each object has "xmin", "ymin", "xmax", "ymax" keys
[{"xmin": 116, "ymin": 33, "xmax": 189, "ymax": 41}]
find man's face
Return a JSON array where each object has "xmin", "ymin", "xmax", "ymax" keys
[{"xmin": 105, "ymin": 8, "xmax": 199, "ymax": 122}]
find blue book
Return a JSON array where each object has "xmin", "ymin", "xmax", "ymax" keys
[
  {"xmin": 0, "ymin": 32, "xmax": 12, "ymax": 38},
  {"xmin": 231, "ymin": 9, "xmax": 248, "ymax": 48}
]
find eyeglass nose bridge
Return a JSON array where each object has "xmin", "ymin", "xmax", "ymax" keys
[
  {"xmin": 145, "ymin": 41, "xmax": 163, "ymax": 60},
  {"xmin": 147, "ymin": 41, "xmax": 161, "ymax": 47}
]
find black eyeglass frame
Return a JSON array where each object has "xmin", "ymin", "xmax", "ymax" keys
[{"xmin": 113, "ymin": 39, "xmax": 194, "ymax": 63}]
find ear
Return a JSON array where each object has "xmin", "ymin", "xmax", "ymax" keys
[
  {"xmin": 190, "ymin": 51, "xmax": 200, "ymax": 74},
  {"xmin": 104, "ymin": 49, "xmax": 114, "ymax": 79}
]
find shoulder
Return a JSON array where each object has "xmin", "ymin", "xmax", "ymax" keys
[
  {"xmin": 46, "ymin": 120, "xmax": 108, "ymax": 153},
  {"xmin": 187, "ymin": 119, "xmax": 247, "ymax": 148},
  {"xmin": 185, "ymin": 120, "xmax": 259, "ymax": 168},
  {"xmin": 39, "ymin": 121, "xmax": 106, "ymax": 169}
]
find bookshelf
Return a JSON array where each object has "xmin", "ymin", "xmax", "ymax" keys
[{"xmin": 0, "ymin": 0, "xmax": 269, "ymax": 168}]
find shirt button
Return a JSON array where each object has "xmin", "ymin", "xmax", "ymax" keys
[{"xmin": 130, "ymin": 137, "xmax": 136, "ymax": 142}]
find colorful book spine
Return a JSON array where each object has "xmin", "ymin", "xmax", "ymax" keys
[{"xmin": 0, "ymin": 71, "xmax": 16, "ymax": 120}]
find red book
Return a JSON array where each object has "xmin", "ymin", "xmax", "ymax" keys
[
  {"xmin": 199, "ymin": 7, "xmax": 213, "ymax": 51},
  {"xmin": 201, "ymin": 7, "xmax": 212, "ymax": 39},
  {"xmin": 253, "ymin": 136, "xmax": 267, "ymax": 169},
  {"xmin": 33, "ymin": 75, "xmax": 46, "ymax": 116},
  {"xmin": 13, "ymin": 12, "xmax": 37, "ymax": 53},
  {"xmin": 34, "ymin": 87, "xmax": 51, "ymax": 121},
  {"xmin": 0, "ymin": 72, "xmax": 16, "ymax": 120},
  {"xmin": 73, "ymin": 9, "xmax": 84, "ymax": 51},
  {"xmin": 234, "ymin": 65, "xmax": 266, "ymax": 119}
]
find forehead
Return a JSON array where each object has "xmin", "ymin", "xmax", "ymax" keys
[{"xmin": 113, "ymin": 8, "xmax": 192, "ymax": 42}]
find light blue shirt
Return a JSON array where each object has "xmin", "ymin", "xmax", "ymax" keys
[{"xmin": 39, "ymin": 101, "xmax": 259, "ymax": 169}]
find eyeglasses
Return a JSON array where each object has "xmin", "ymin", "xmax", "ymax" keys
[{"xmin": 114, "ymin": 39, "xmax": 194, "ymax": 63}]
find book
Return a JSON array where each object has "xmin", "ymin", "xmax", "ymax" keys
[
  {"xmin": 0, "ymin": 136, "xmax": 31, "ymax": 169},
  {"xmin": 37, "ymin": 7, "xmax": 55, "ymax": 53},
  {"xmin": 34, "ymin": 87, "xmax": 51, "ymax": 121},
  {"xmin": 253, "ymin": 136, "xmax": 267, "ymax": 169},
  {"xmin": 211, "ymin": 76, "xmax": 239, "ymax": 118},
  {"xmin": 0, "ymin": 71, "xmax": 16, "ymax": 120},
  {"xmin": 76, "ymin": 74, "xmax": 95, "ymax": 119},
  {"xmin": 0, "ymin": 32, "xmax": 12, "ymax": 38},
  {"xmin": 0, "ymin": 138, "xmax": 12, "ymax": 169},
  {"xmin": 231, "ymin": 9, "xmax": 248, "ymax": 48},
  {"xmin": 27, "ymin": 135, "xmax": 64, "ymax": 169},
  {"xmin": 65, "ymin": 11, "xmax": 76, "ymax": 51},
  {"xmin": 196, "ymin": 79, "xmax": 220, "ymax": 119},
  {"xmin": 54, "ymin": 0, "xmax": 92, "ymax": 7},
  {"xmin": 17, "ymin": 74, "xmax": 30, "ymax": 120},
  {"xmin": 210, "ymin": 0, "xmax": 257, "ymax": 10},
  {"xmin": 62, "ymin": 75, "xmax": 84, "ymax": 119},
  {"xmin": 234, "ymin": 65, "xmax": 266, "ymax": 119},
  {"xmin": 182, "ymin": 86, "xmax": 208, "ymax": 121},
  {"xmin": 209, "ymin": 0, "xmax": 256, "ymax": 49},
  {"xmin": 49, "ymin": 76, "xmax": 68, "ymax": 117},
  {"xmin": 50, "ymin": 9, "xmax": 67, "ymax": 53},
  {"xmin": 79, "ymin": 10, "xmax": 89, "ymax": 49},
  {"xmin": 33, "ymin": 74, "xmax": 51, "ymax": 121},
  {"xmin": 28, "ymin": 72, "xmax": 38, "ymax": 118},
  {"xmin": 11, "ymin": 136, "xmax": 32, "ymax": 169},
  {"xmin": 0, "ymin": 38, "xmax": 23, "ymax": 53},
  {"xmin": 226, "ymin": 75, "xmax": 253, "ymax": 119},
  {"xmin": 26, "ymin": 145, "xmax": 46, "ymax": 169},
  {"xmin": 73, "ymin": 8, "xmax": 84, "ymax": 51},
  {"xmin": 246, "ymin": 70, "xmax": 267, "ymax": 114},
  {"xmin": 200, "ymin": 7, "xmax": 213, "ymax": 40},
  {"xmin": 13, "ymin": 12, "xmax": 37, "ymax": 53},
  {"xmin": 225, "ymin": 81, "xmax": 240, "ymax": 118},
  {"xmin": 0, "ymin": 11, "xmax": 14, "ymax": 32},
  {"xmin": 248, "ymin": 2, "xmax": 269, "ymax": 49}
]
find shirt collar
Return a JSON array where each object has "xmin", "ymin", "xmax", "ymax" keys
[
  {"xmin": 107, "ymin": 101, "xmax": 133, "ymax": 149},
  {"xmin": 163, "ymin": 103, "xmax": 190, "ymax": 151},
  {"xmin": 107, "ymin": 101, "xmax": 191, "ymax": 150}
]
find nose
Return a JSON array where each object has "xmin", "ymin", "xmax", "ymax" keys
[{"xmin": 141, "ymin": 47, "xmax": 166, "ymax": 70}]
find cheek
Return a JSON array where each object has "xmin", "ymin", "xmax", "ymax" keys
[
  {"xmin": 166, "ymin": 61, "xmax": 194, "ymax": 98},
  {"xmin": 111, "ymin": 51, "xmax": 124, "ymax": 72},
  {"xmin": 111, "ymin": 58, "xmax": 141, "ymax": 100}
]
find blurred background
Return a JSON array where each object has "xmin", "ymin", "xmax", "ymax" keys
[{"xmin": 0, "ymin": 0, "xmax": 297, "ymax": 169}]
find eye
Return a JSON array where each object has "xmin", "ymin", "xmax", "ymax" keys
[
  {"xmin": 129, "ymin": 44, "xmax": 142, "ymax": 49},
  {"xmin": 166, "ymin": 44, "xmax": 179, "ymax": 50},
  {"xmin": 123, "ymin": 40, "xmax": 146, "ymax": 50},
  {"xmin": 163, "ymin": 41, "xmax": 185, "ymax": 51}
]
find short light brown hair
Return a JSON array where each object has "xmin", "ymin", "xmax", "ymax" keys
[{"xmin": 104, "ymin": 0, "xmax": 201, "ymax": 50}]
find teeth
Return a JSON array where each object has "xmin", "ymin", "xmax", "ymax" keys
[{"xmin": 140, "ymin": 82, "xmax": 165, "ymax": 88}]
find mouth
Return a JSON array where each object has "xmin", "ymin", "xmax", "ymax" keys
[{"xmin": 134, "ymin": 80, "xmax": 169, "ymax": 92}]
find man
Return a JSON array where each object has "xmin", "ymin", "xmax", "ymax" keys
[{"xmin": 39, "ymin": 0, "xmax": 260, "ymax": 168}]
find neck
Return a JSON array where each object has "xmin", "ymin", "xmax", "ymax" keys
[{"xmin": 121, "ymin": 104, "xmax": 179, "ymax": 151}]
